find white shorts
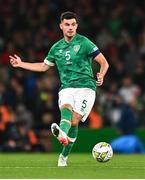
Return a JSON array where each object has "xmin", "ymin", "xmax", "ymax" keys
[{"xmin": 58, "ymin": 88, "xmax": 96, "ymax": 122}]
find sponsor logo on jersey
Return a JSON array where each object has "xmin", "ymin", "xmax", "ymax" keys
[
  {"xmin": 59, "ymin": 49, "xmax": 63, "ymax": 53},
  {"xmin": 73, "ymin": 45, "xmax": 80, "ymax": 53}
]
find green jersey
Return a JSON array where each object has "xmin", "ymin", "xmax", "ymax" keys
[{"xmin": 44, "ymin": 33, "xmax": 100, "ymax": 91}]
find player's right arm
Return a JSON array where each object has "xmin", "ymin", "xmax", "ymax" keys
[{"xmin": 9, "ymin": 54, "xmax": 50, "ymax": 72}]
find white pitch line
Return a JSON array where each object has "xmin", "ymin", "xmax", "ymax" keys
[
  {"xmin": 0, "ymin": 167, "xmax": 57, "ymax": 169},
  {"xmin": 0, "ymin": 166, "xmax": 145, "ymax": 169}
]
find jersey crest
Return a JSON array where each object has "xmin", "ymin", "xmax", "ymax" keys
[{"xmin": 73, "ymin": 45, "xmax": 80, "ymax": 53}]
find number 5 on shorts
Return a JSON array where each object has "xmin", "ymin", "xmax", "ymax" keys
[{"xmin": 82, "ymin": 100, "xmax": 87, "ymax": 109}]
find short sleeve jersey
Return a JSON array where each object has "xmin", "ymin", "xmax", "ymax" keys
[{"xmin": 44, "ymin": 33, "xmax": 100, "ymax": 91}]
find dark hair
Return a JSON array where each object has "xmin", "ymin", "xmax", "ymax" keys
[{"xmin": 60, "ymin": 11, "xmax": 78, "ymax": 22}]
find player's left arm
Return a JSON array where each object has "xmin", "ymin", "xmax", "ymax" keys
[{"xmin": 94, "ymin": 53, "xmax": 109, "ymax": 86}]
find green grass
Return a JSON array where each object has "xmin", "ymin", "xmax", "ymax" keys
[{"xmin": 0, "ymin": 153, "xmax": 145, "ymax": 178}]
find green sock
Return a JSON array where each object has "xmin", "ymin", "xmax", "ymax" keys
[
  {"xmin": 61, "ymin": 125, "xmax": 78, "ymax": 157},
  {"xmin": 59, "ymin": 108, "xmax": 72, "ymax": 135}
]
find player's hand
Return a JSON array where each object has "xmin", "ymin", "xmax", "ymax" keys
[
  {"xmin": 96, "ymin": 72, "xmax": 104, "ymax": 86},
  {"xmin": 9, "ymin": 54, "xmax": 22, "ymax": 67}
]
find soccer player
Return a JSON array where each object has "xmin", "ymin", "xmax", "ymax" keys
[{"xmin": 9, "ymin": 11, "xmax": 109, "ymax": 167}]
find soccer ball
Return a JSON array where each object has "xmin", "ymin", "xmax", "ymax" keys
[{"xmin": 92, "ymin": 142, "xmax": 113, "ymax": 162}]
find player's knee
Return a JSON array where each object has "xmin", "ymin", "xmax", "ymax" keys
[
  {"xmin": 60, "ymin": 104, "xmax": 73, "ymax": 111},
  {"xmin": 71, "ymin": 120, "xmax": 79, "ymax": 126},
  {"xmin": 71, "ymin": 111, "xmax": 82, "ymax": 126}
]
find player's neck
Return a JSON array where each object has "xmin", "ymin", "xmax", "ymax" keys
[{"xmin": 64, "ymin": 35, "xmax": 75, "ymax": 43}]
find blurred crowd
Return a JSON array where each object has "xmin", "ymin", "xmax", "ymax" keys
[{"xmin": 0, "ymin": 0, "xmax": 145, "ymax": 151}]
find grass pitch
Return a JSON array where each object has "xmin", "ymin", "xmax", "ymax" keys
[{"xmin": 0, "ymin": 153, "xmax": 145, "ymax": 179}]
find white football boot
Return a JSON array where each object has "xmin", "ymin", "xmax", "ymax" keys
[
  {"xmin": 51, "ymin": 123, "xmax": 69, "ymax": 146},
  {"xmin": 58, "ymin": 154, "xmax": 68, "ymax": 167}
]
